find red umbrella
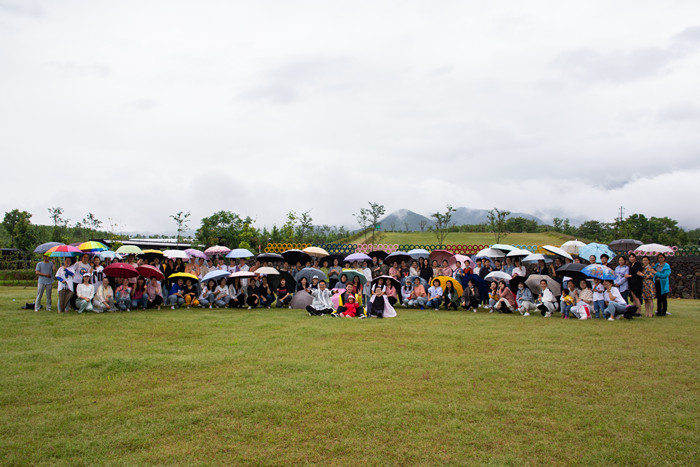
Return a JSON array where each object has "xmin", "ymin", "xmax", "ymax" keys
[
  {"xmin": 136, "ymin": 264, "xmax": 165, "ymax": 281},
  {"xmin": 104, "ymin": 263, "xmax": 139, "ymax": 279},
  {"xmin": 429, "ymin": 249, "xmax": 456, "ymax": 267}
]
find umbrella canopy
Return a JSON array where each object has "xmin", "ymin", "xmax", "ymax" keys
[
  {"xmin": 229, "ymin": 270, "xmax": 256, "ymax": 280},
  {"xmin": 407, "ymin": 248, "xmax": 430, "ymax": 259},
  {"xmin": 78, "ymin": 241, "xmax": 109, "ymax": 252},
  {"xmin": 226, "ymin": 248, "xmax": 254, "ymax": 259},
  {"xmin": 295, "ymin": 267, "xmax": 328, "ymax": 283},
  {"xmin": 522, "ymin": 253, "xmax": 552, "ymax": 264},
  {"xmin": 140, "ymin": 249, "xmax": 164, "ymax": 260},
  {"xmin": 136, "ymin": 265, "xmax": 165, "ymax": 281},
  {"xmin": 578, "ymin": 243, "xmax": 616, "ymax": 263},
  {"xmin": 324, "ymin": 253, "xmax": 344, "ymax": 266},
  {"xmin": 475, "ymin": 248, "xmax": 505, "ymax": 258},
  {"xmin": 634, "ymin": 243, "xmax": 674, "ymax": 256},
  {"xmin": 384, "ymin": 251, "xmax": 412, "ymax": 265},
  {"xmin": 560, "ymin": 240, "xmax": 586, "ymax": 255},
  {"xmin": 401, "ymin": 275, "xmax": 428, "ymax": 288},
  {"xmin": 609, "ymin": 239, "xmax": 643, "ymax": 251},
  {"xmin": 115, "ymin": 245, "xmax": 143, "ymax": 255},
  {"xmin": 282, "ymin": 249, "xmax": 312, "ymax": 265},
  {"xmin": 98, "ymin": 250, "xmax": 118, "ymax": 260},
  {"xmin": 104, "ymin": 263, "xmax": 139, "ymax": 279},
  {"xmin": 168, "ymin": 272, "xmax": 199, "ymax": 283},
  {"xmin": 184, "ymin": 248, "xmax": 208, "ymax": 259},
  {"xmin": 434, "ymin": 275, "xmax": 463, "ymax": 297},
  {"xmin": 490, "ymin": 244, "xmax": 516, "ymax": 252},
  {"xmin": 34, "ymin": 242, "xmax": 64, "ymax": 254},
  {"xmin": 459, "ymin": 273, "xmax": 488, "ymax": 300},
  {"xmin": 268, "ymin": 270, "xmax": 296, "ymax": 290},
  {"xmin": 454, "ymin": 254, "xmax": 476, "ymax": 270},
  {"xmin": 204, "ymin": 245, "xmax": 231, "ymax": 256},
  {"xmin": 45, "ymin": 245, "xmax": 83, "ymax": 257},
  {"xmin": 344, "ymin": 252, "xmax": 372, "ymax": 263},
  {"xmin": 290, "ymin": 290, "xmax": 313, "ymax": 310},
  {"xmin": 506, "ymin": 248, "xmax": 533, "ymax": 258},
  {"xmin": 556, "ymin": 263, "xmax": 588, "ymax": 283},
  {"xmin": 200, "ymin": 270, "xmax": 231, "ymax": 284},
  {"xmin": 257, "ymin": 252, "xmax": 285, "ymax": 263},
  {"xmin": 371, "ymin": 275, "xmax": 400, "ymax": 289},
  {"xmin": 163, "ymin": 249, "xmax": 190, "ymax": 259},
  {"xmin": 367, "ymin": 250, "xmax": 389, "ymax": 261},
  {"xmin": 340, "ymin": 269, "xmax": 368, "ymax": 285},
  {"xmin": 542, "ymin": 245, "xmax": 573, "ymax": 260},
  {"xmin": 255, "ymin": 266, "xmax": 280, "ymax": 276},
  {"xmin": 303, "ymin": 246, "xmax": 330, "ymax": 258},
  {"xmin": 525, "ymin": 275, "xmax": 562, "ymax": 296},
  {"xmin": 484, "ymin": 271, "xmax": 513, "ymax": 282},
  {"xmin": 429, "ymin": 249, "xmax": 456, "ymax": 266},
  {"xmin": 581, "ymin": 264, "xmax": 616, "ymax": 281}
]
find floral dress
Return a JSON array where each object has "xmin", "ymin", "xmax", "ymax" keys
[{"xmin": 642, "ymin": 264, "xmax": 656, "ymax": 300}]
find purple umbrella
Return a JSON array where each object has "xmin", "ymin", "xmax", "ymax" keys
[
  {"xmin": 344, "ymin": 252, "xmax": 372, "ymax": 263},
  {"xmin": 185, "ymin": 248, "xmax": 207, "ymax": 259}
]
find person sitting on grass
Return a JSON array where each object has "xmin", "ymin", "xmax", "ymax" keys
[
  {"xmin": 487, "ymin": 282, "xmax": 499, "ymax": 313},
  {"xmin": 183, "ymin": 279, "xmax": 198, "ymax": 308},
  {"xmin": 228, "ymin": 278, "xmax": 245, "ymax": 308},
  {"xmin": 537, "ymin": 280, "xmax": 557, "ymax": 318},
  {"xmin": 131, "ymin": 276, "xmax": 148, "ymax": 310},
  {"xmin": 406, "ymin": 278, "xmax": 428, "ymax": 309},
  {"xmin": 461, "ymin": 279, "xmax": 481, "ymax": 311},
  {"xmin": 246, "ymin": 278, "xmax": 260, "ymax": 309},
  {"xmin": 443, "ymin": 280, "xmax": 460, "ymax": 310},
  {"xmin": 167, "ymin": 278, "xmax": 185, "ymax": 309},
  {"xmin": 602, "ymin": 279, "xmax": 627, "ymax": 321},
  {"xmin": 516, "ymin": 282, "xmax": 536, "ymax": 316},
  {"xmin": 76, "ymin": 273, "xmax": 95, "ymax": 314},
  {"xmin": 275, "ymin": 278, "xmax": 292, "ymax": 308},
  {"xmin": 146, "ymin": 276, "xmax": 163, "ymax": 310},
  {"xmin": 368, "ymin": 286, "xmax": 397, "ymax": 318},
  {"xmin": 199, "ymin": 279, "xmax": 216, "ymax": 308},
  {"xmin": 494, "ymin": 281, "xmax": 516, "ymax": 313},
  {"xmin": 339, "ymin": 294, "xmax": 360, "ymax": 318},
  {"xmin": 426, "ymin": 279, "xmax": 444, "ymax": 310},
  {"xmin": 560, "ymin": 281, "xmax": 578, "ymax": 319},
  {"xmin": 334, "ymin": 283, "xmax": 366, "ymax": 318},
  {"xmin": 115, "ymin": 278, "xmax": 132, "ymax": 311},
  {"xmin": 93, "ymin": 277, "xmax": 115, "ymax": 312},
  {"xmin": 307, "ymin": 280, "xmax": 334, "ymax": 316},
  {"xmin": 571, "ymin": 279, "xmax": 593, "ymax": 320},
  {"xmin": 258, "ymin": 276, "xmax": 275, "ymax": 308},
  {"xmin": 401, "ymin": 279, "xmax": 413, "ymax": 307},
  {"xmin": 213, "ymin": 278, "xmax": 230, "ymax": 308}
]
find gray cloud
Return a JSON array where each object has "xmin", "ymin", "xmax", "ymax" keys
[
  {"xmin": 657, "ymin": 103, "xmax": 700, "ymax": 122},
  {"xmin": 0, "ymin": 1, "xmax": 44, "ymax": 18}
]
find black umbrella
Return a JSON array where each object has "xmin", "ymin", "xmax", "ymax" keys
[
  {"xmin": 281, "ymin": 249, "xmax": 312, "ymax": 265},
  {"xmin": 324, "ymin": 254, "xmax": 344, "ymax": 266},
  {"xmin": 609, "ymin": 239, "xmax": 642, "ymax": 252},
  {"xmin": 368, "ymin": 250, "xmax": 389, "ymax": 261},
  {"xmin": 556, "ymin": 263, "xmax": 588, "ymax": 284},
  {"xmin": 257, "ymin": 252, "xmax": 285, "ymax": 263},
  {"xmin": 385, "ymin": 251, "xmax": 412, "ymax": 265},
  {"xmin": 371, "ymin": 275, "xmax": 400, "ymax": 289},
  {"xmin": 268, "ymin": 270, "xmax": 297, "ymax": 291}
]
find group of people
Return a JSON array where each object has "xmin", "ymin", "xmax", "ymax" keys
[{"xmin": 32, "ymin": 248, "xmax": 672, "ymax": 321}]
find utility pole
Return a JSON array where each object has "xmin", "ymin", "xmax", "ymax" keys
[{"xmin": 616, "ymin": 206, "xmax": 625, "ymax": 239}]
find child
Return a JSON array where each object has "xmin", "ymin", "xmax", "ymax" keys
[
  {"xmin": 592, "ymin": 278, "xmax": 605, "ymax": 319},
  {"xmin": 561, "ymin": 288, "xmax": 575, "ymax": 319},
  {"xmin": 487, "ymin": 281, "xmax": 499, "ymax": 313},
  {"xmin": 339, "ymin": 295, "xmax": 360, "ymax": 318}
]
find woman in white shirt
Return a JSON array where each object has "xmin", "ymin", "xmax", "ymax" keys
[
  {"xmin": 75, "ymin": 273, "xmax": 95, "ymax": 313},
  {"xmin": 537, "ymin": 279, "xmax": 557, "ymax": 317},
  {"xmin": 512, "ymin": 259, "xmax": 527, "ymax": 279},
  {"xmin": 198, "ymin": 279, "xmax": 216, "ymax": 308},
  {"xmin": 93, "ymin": 277, "xmax": 115, "ymax": 312},
  {"xmin": 213, "ymin": 278, "xmax": 230, "ymax": 308},
  {"xmin": 55, "ymin": 257, "xmax": 75, "ymax": 312}
]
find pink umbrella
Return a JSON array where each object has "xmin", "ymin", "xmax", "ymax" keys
[
  {"xmin": 204, "ymin": 245, "xmax": 230, "ymax": 256},
  {"xmin": 454, "ymin": 254, "xmax": 476, "ymax": 270},
  {"xmin": 185, "ymin": 248, "xmax": 208, "ymax": 259},
  {"xmin": 104, "ymin": 263, "xmax": 139, "ymax": 279},
  {"xmin": 136, "ymin": 265, "xmax": 165, "ymax": 281},
  {"xmin": 429, "ymin": 249, "xmax": 456, "ymax": 267}
]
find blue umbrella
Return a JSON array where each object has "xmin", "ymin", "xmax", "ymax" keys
[
  {"xmin": 460, "ymin": 273, "xmax": 488, "ymax": 301},
  {"xmin": 401, "ymin": 275, "xmax": 428, "ymax": 288},
  {"xmin": 226, "ymin": 248, "xmax": 254, "ymax": 259},
  {"xmin": 407, "ymin": 248, "xmax": 430, "ymax": 259},
  {"xmin": 340, "ymin": 269, "xmax": 368, "ymax": 285},
  {"xmin": 200, "ymin": 269, "xmax": 230, "ymax": 283},
  {"xmin": 98, "ymin": 250, "xmax": 118, "ymax": 260},
  {"xmin": 578, "ymin": 243, "xmax": 616, "ymax": 263},
  {"xmin": 581, "ymin": 264, "xmax": 616, "ymax": 281},
  {"xmin": 34, "ymin": 242, "xmax": 64, "ymax": 254}
]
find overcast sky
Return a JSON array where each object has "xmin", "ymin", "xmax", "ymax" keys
[{"xmin": 1, "ymin": 0, "xmax": 699, "ymax": 235}]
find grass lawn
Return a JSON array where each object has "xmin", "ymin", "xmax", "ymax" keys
[
  {"xmin": 1, "ymin": 285, "xmax": 698, "ymax": 465},
  {"xmin": 354, "ymin": 231, "xmax": 574, "ymax": 247}
]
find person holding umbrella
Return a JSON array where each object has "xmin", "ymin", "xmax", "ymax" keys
[
  {"xmin": 34, "ymin": 253, "xmax": 55, "ymax": 312},
  {"xmin": 75, "ymin": 273, "xmax": 95, "ymax": 313},
  {"xmin": 653, "ymin": 253, "xmax": 671, "ymax": 316}
]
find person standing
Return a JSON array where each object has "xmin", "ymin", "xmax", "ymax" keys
[
  {"xmin": 653, "ymin": 253, "xmax": 671, "ymax": 316},
  {"xmin": 34, "ymin": 255, "xmax": 55, "ymax": 312},
  {"xmin": 627, "ymin": 253, "xmax": 643, "ymax": 310},
  {"xmin": 55, "ymin": 258, "xmax": 75, "ymax": 312},
  {"xmin": 639, "ymin": 256, "xmax": 656, "ymax": 318},
  {"xmin": 614, "ymin": 256, "xmax": 630, "ymax": 303}
]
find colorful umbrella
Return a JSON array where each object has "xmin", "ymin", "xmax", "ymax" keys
[
  {"xmin": 34, "ymin": 242, "xmax": 64, "ymax": 254},
  {"xmin": 44, "ymin": 245, "xmax": 83, "ymax": 257},
  {"xmin": 303, "ymin": 246, "xmax": 330, "ymax": 258},
  {"xmin": 116, "ymin": 245, "xmax": 143, "ymax": 255},
  {"xmin": 542, "ymin": 245, "xmax": 573, "ymax": 260},
  {"xmin": 136, "ymin": 265, "xmax": 165, "ymax": 281},
  {"xmin": 104, "ymin": 263, "xmax": 139, "ymax": 279},
  {"xmin": 226, "ymin": 248, "xmax": 254, "ymax": 259},
  {"xmin": 434, "ymin": 275, "xmax": 463, "ymax": 297},
  {"xmin": 78, "ymin": 241, "xmax": 109, "ymax": 252},
  {"xmin": 578, "ymin": 243, "xmax": 616, "ymax": 263},
  {"xmin": 581, "ymin": 264, "xmax": 616, "ymax": 281},
  {"xmin": 560, "ymin": 240, "xmax": 586, "ymax": 255},
  {"xmin": 344, "ymin": 252, "xmax": 372, "ymax": 263},
  {"xmin": 204, "ymin": 245, "xmax": 231, "ymax": 256}
]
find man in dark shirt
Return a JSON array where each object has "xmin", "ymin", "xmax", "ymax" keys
[{"xmin": 276, "ymin": 278, "xmax": 292, "ymax": 308}]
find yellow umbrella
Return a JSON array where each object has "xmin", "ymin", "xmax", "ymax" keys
[
  {"xmin": 141, "ymin": 249, "xmax": 164, "ymax": 256},
  {"xmin": 434, "ymin": 276, "xmax": 463, "ymax": 297},
  {"xmin": 168, "ymin": 272, "xmax": 199, "ymax": 283},
  {"xmin": 303, "ymin": 246, "xmax": 329, "ymax": 258}
]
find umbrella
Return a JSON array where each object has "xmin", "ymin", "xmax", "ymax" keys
[
  {"xmin": 542, "ymin": 245, "xmax": 573, "ymax": 261},
  {"xmin": 303, "ymin": 246, "xmax": 330, "ymax": 258},
  {"xmin": 185, "ymin": 248, "xmax": 208, "ymax": 259},
  {"xmin": 204, "ymin": 245, "xmax": 231, "ymax": 256},
  {"xmin": 522, "ymin": 254, "xmax": 552, "ymax": 264},
  {"xmin": 254, "ymin": 266, "xmax": 280, "ymax": 276},
  {"xmin": 429, "ymin": 249, "xmax": 456, "ymax": 266},
  {"xmin": 556, "ymin": 263, "xmax": 588, "ymax": 284},
  {"xmin": 140, "ymin": 249, "xmax": 164, "ymax": 260},
  {"xmin": 78, "ymin": 241, "xmax": 109, "ymax": 252},
  {"xmin": 401, "ymin": 275, "xmax": 428, "ymax": 288},
  {"xmin": 484, "ymin": 271, "xmax": 513, "ymax": 282},
  {"xmin": 282, "ymin": 249, "xmax": 312, "ymax": 265},
  {"xmin": 578, "ymin": 243, "xmax": 616, "ymax": 263},
  {"xmin": 434, "ymin": 275, "xmax": 463, "ymax": 297},
  {"xmin": 295, "ymin": 267, "xmax": 328, "ymax": 283},
  {"xmin": 34, "ymin": 242, "xmax": 64, "ymax": 254},
  {"xmin": 200, "ymin": 270, "xmax": 231, "ymax": 284},
  {"xmin": 98, "ymin": 250, "xmax": 118, "ymax": 260},
  {"xmin": 506, "ymin": 248, "xmax": 533, "ymax": 258},
  {"xmin": 560, "ymin": 240, "xmax": 586, "ymax": 255},
  {"xmin": 525, "ymin": 275, "xmax": 562, "ymax": 296},
  {"xmin": 490, "ymin": 244, "xmax": 516, "ymax": 252},
  {"xmin": 344, "ymin": 252, "xmax": 372, "ymax": 263},
  {"xmin": 45, "ymin": 245, "xmax": 83, "ymax": 257},
  {"xmin": 460, "ymin": 273, "xmax": 488, "ymax": 301},
  {"xmin": 168, "ymin": 272, "xmax": 199, "ymax": 283},
  {"xmin": 229, "ymin": 270, "xmax": 257, "ymax": 280},
  {"xmin": 371, "ymin": 275, "xmax": 400, "ymax": 289},
  {"xmin": 340, "ymin": 269, "xmax": 368, "ymax": 285},
  {"xmin": 290, "ymin": 290, "xmax": 313, "ymax": 310},
  {"xmin": 407, "ymin": 248, "xmax": 430, "ymax": 259},
  {"xmin": 368, "ymin": 250, "xmax": 389, "ymax": 261},
  {"xmin": 116, "ymin": 245, "xmax": 143, "ymax": 255},
  {"xmin": 609, "ymin": 239, "xmax": 643, "ymax": 251},
  {"xmin": 454, "ymin": 254, "xmax": 476, "ymax": 270},
  {"xmin": 136, "ymin": 265, "xmax": 165, "ymax": 281},
  {"xmin": 163, "ymin": 249, "xmax": 190, "ymax": 259},
  {"xmin": 226, "ymin": 248, "xmax": 254, "ymax": 259},
  {"xmin": 268, "ymin": 271, "xmax": 296, "ymax": 290},
  {"xmin": 257, "ymin": 252, "xmax": 285, "ymax": 263},
  {"xmin": 104, "ymin": 263, "xmax": 139, "ymax": 279},
  {"xmin": 475, "ymin": 248, "xmax": 505, "ymax": 258},
  {"xmin": 581, "ymin": 264, "xmax": 616, "ymax": 281},
  {"xmin": 384, "ymin": 251, "xmax": 412, "ymax": 265},
  {"xmin": 634, "ymin": 243, "xmax": 674, "ymax": 256},
  {"xmin": 324, "ymin": 253, "xmax": 345, "ymax": 266}
]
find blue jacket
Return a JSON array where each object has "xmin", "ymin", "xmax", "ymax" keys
[{"xmin": 653, "ymin": 262, "xmax": 671, "ymax": 295}]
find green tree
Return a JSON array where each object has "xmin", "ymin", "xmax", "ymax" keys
[
  {"xmin": 195, "ymin": 211, "xmax": 244, "ymax": 247},
  {"xmin": 487, "ymin": 207, "xmax": 510, "ymax": 243},
  {"xmin": 431, "ymin": 204, "xmax": 456, "ymax": 246},
  {"xmin": 48, "ymin": 206, "xmax": 70, "ymax": 243},
  {"xmin": 81, "ymin": 212, "xmax": 103, "ymax": 239},
  {"xmin": 504, "ymin": 216, "xmax": 538, "ymax": 233},
  {"xmin": 170, "ymin": 211, "xmax": 191, "ymax": 244},
  {"xmin": 296, "ymin": 210, "xmax": 313, "ymax": 243},
  {"xmin": 354, "ymin": 202, "xmax": 385, "ymax": 246},
  {"xmin": 2, "ymin": 209, "xmax": 37, "ymax": 250}
]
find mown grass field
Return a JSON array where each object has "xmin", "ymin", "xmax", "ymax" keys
[
  {"xmin": 1, "ymin": 285, "xmax": 698, "ymax": 466},
  {"xmin": 354, "ymin": 231, "xmax": 574, "ymax": 247}
]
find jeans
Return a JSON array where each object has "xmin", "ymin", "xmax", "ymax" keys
[
  {"xmin": 604, "ymin": 301, "xmax": 627, "ymax": 319},
  {"xmin": 35, "ymin": 282, "xmax": 52, "ymax": 311},
  {"xmin": 199, "ymin": 292, "xmax": 215, "ymax": 307},
  {"xmin": 131, "ymin": 296, "xmax": 147, "ymax": 309},
  {"xmin": 426, "ymin": 297, "xmax": 442, "ymax": 309},
  {"xmin": 214, "ymin": 296, "xmax": 230, "ymax": 307},
  {"xmin": 260, "ymin": 294, "xmax": 275, "ymax": 307},
  {"xmin": 593, "ymin": 300, "xmax": 605, "ymax": 318},
  {"xmin": 116, "ymin": 298, "xmax": 131, "ymax": 310},
  {"xmin": 407, "ymin": 297, "xmax": 427, "ymax": 307},
  {"xmin": 167, "ymin": 295, "xmax": 184, "ymax": 307}
]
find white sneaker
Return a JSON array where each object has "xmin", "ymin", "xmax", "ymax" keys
[
  {"xmin": 523, "ymin": 312, "xmax": 530, "ymax": 317},
  {"xmin": 247, "ymin": 306, "xmax": 251, "ymax": 310},
  {"xmin": 288, "ymin": 306, "xmax": 292, "ymax": 309},
  {"xmin": 473, "ymin": 309, "xmax": 477, "ymax": 312},
  {"xmin": 608, "ymin": 317, "xmax": 615, "ymax": 321},
  {"xmin": 545, "ymin": 312, "xmax": 552, "ymax": 318},
  {"xmin": 171, "ymin": 306, "xmax": 175, "ymax": 310}
]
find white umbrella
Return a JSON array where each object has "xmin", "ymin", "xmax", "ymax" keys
[
  {"xmin": 560, "ymin": 240, "xmax": 586, "ymax": 255},
  {"xmin": 163, "ymin": 249, "xmax": 190, "ymax": 259},
  {"xmin": 255, "ymin": 266, "xmax": 280, "ymax": 275},
  {"xmin": 505, "ymin": 248, "xmax": 533, "ymax": 257},
  {"xmin": 484, "ymin": 271, "xmax": 513, "ymax": 282},
  {"xmin": 475, "ymin": 248, "xmax": 505, "ymax": 258},
  {"xmin": 230, "ymin": 270, "xmax": 256, "ymax": 278},
  {"xmin": 490, "ymin": 244, "xmax": 516, "ymax": 252},
  {"xmin": 522, "ymin": 253, "xmax": 552, "ymax": 264},
  {"xmin": 303, "ymin": 246, "xmax": 330, "ymax": 258},
  {"xmin": 634, "ymin": 244, "xmax": 674, "ymax": 256},
  {"xmin": 542, "ymin": 245, "xmax": 573, "ymax": 260}
]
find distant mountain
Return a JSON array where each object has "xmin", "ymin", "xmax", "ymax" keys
[{"xmin": 378, "ymin": 207, "xmax": 544, "ymax": 231}]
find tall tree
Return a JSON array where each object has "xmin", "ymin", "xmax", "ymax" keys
[
  {"xmin": 48, "ymin": 206, "xmax": 69, "ymax": 242},
  {"xmin": 82, "ymin": 212, "xmax": 103, "ymax": 239},
  {"xmin": 170, "ymin": 211, "xmax": 191, "ymax": 244},
  {"xmin": 296, "ymin": 210, "xmax": 313, "ymax": 243},
  {"xmin": 431, "ymin": 204, "xmax": 456, "ymax": 246},
  {"xmin": 195, "ymin": 211, "xmax": 244, "ymax": 247},
  {"xmin": 2, "ymin": 209, "xmax": 37, "ymax": 250},
  {"xmin": 354, "ymin": 202, "xmax": 385, "ymax": 246},
  {"xmin": 487, "ymin": 207, "xmax": 510, "ymax": 243},
  {"xmin": 418, "ymin": 220, "xmax": 428, "ymax": 232}
]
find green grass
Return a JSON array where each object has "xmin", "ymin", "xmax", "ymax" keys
[
  {"xmin": 1, "ymin": 285, "xmax": 698, "ymax": 465},
  {"xmin": 355, "ymin": 231, "xmax": 574, "ymax": 247}
]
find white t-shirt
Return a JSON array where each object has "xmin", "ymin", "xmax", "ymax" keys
[{"xmin": 606, "ymin": 287, "xmax": 626, "ymax": 306}]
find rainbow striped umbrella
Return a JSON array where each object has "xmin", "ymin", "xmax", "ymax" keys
[
  {"xmin": 78, "ymin": 241, "xmax": 109, "ymax": 252},
  {"xmin": 44, "ymin": 245, "xmax": 83, "ymax": 257}
]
